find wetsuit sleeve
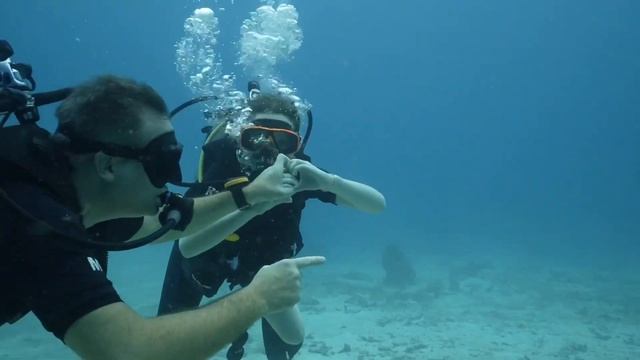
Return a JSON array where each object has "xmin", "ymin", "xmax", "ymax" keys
[
  {"xmin": 25, "ymin": 233, "xmax": 122, "ymax": 340},
  {"xmin": 302, "ymin": 189, "xmax": 337, "ymax": 204}
]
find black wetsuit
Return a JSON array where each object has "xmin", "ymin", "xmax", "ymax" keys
[
  {"xmin": 158, "ymin": 136, "xmax": 336, "ymax": 360},
  {"xmin": 0, "ymin": 124, "xmax": 126, "ymax": 341}
]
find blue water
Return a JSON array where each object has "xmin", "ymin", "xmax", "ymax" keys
[{"xmin": 2, "ymin": 0, "xmax": 639, "ymax": 358}]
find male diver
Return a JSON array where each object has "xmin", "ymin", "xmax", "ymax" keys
[
  {"xmin": 0, "ymin": 66, "xmax": 325, "ymax": 358},
  {"xmin": 157, "ymin": 89, "xmax": 386, "ymax": 359}
]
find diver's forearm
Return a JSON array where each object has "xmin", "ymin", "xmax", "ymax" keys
[
  {"xmin": 147, "ymin": 191, "xmax": 239, "ymax": 243},
  {"xmin": 329, "ymin": 176, "xmax": 386, "ymax": 213},
  {"xmin": 188, "ymin": 191, "xmax": 239, "ymax": 234},
  {"xmin": 180, "ymin": 180, "xmax": 274, "ymax": 236},
  {"xmin": 140, "ymin": 287, "xmax": 266, "ymax": 359}
]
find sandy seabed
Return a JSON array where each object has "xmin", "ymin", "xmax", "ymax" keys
[{"xmin": 1, "ymin": 250, "xmax": 639, "ymax": 360}]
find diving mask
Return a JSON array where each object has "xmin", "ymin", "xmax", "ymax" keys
[
  {"xmin": 239, "ymin": 125, "xmax": 301, "ymax": 155},
  {"xmin": 58, "ymin": 130, "xmax": 183, "ymax": 188}
]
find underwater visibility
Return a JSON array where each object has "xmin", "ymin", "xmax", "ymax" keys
[{"xmin": 1, "ymin": 1, "xmax": 639, "ymax": 359}]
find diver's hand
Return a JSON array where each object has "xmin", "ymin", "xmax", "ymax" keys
[
  {"xmin": 287, "ymin": 159, "xmax": 337, "ymax": 192},
  {"xmin": 244, "ymin": 154, "xmax": 298, "ymax": 204},
  {"xmin": 245, "ymin": 256, "xmax": 326, "ymax": 314}
]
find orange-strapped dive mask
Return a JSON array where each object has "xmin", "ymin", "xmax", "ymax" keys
[{"xmin": 240, "ymin": 125, "xmax": 301, "ymax": 154}]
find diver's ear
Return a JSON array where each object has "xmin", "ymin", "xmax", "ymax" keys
[{"xmin": 94, "ymin": 152, "xmax": 115, "ymax": 182}]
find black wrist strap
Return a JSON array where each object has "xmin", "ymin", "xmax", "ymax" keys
[
  {"xmin": 224, "ymin": 177, "xmax": 251, "ymax": 211},
  {"xmin": 230, "ymin": 186, "xmax": 250, "ymax": 210}
]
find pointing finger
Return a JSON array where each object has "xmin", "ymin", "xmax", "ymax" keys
[{"xmin": 291, "ymin": 256, "xmax": 326, "ymax": 269}]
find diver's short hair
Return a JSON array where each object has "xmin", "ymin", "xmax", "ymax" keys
[
  {"xmin": 248, "ymin": 93, "xmax": 300, "ymax": 131},
  {"xmin": 55, "ymin": 75, "xmax": 168, "ymax": 145}
]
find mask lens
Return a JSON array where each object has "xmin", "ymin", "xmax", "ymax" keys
[
  {"xmin": 271, "ymin": 131, "xmax": 299, "ymax": 154},
  {"xmin": 141, "ymin": 132, "xmax": 183, "ymax": 187},
  {"xmin": 241, "ymin": 127, "xmax": 269, "ymax": 151},
  {"xmin": 240, "ymin": 126, "xmax": 300, "ymax": 154}
]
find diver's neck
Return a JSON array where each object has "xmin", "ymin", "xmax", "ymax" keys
[{"xmin": 71, "ymin": 173, "xmax": 113, "ymax": 228}]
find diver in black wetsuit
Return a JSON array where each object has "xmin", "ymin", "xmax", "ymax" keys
[
  {"xmin": 1, "ymin": 41, "xmax": 325, "ymax": 359},
  {"xmin": 158, "ymin": 90, "xmax": 386, "ymax": 360}
]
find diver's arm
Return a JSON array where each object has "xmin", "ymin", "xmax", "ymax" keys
[
  {"xmin": 288, "ymin": 159, "xmax": 386, "ymax": 213},
  {"xmin": 178, "ymin": 199, "xmax": 285, "ymax": 258},
  {"xmin": 64, "ymin": 290, "xmax": 264, "ymax": 360},
  {"xmin": 136, "ymin": 190, "xmax": 238, "ymax": 244},
  {"xmin": 327, "ymin": 175, "xmax": 386, "ymax": 213},
  {"xmin": 64, "ymin": 255, "xmax": 325, "ymax": 360},
  {"xmin": 132, "ymin": 154, "xmax": 296, "ymax": 244}
]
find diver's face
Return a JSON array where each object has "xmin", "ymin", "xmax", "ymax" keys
[
  {"xmin": 110, "ymin": 109, "xmax": 174, "ymax": 216},
  {"xmin": 248, "ymin": 112, "xmax": 299, "ymax": 157},
  {"xmin": 237, "ymin": 112, "xmax": 299, "ymax": 175}
]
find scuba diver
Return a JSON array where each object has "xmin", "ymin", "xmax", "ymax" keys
[
  {"xmin": 157, "ymin": 83, "xmax": 386, "ymax": 360},
  {"xmin": 0, "ymin": 40, "xmax": 325, "ymax": 359}
]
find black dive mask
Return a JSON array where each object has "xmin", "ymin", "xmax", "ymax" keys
[{"xmin": 57, "ymin": 130, "xmax": 183, "ymax": 188}]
